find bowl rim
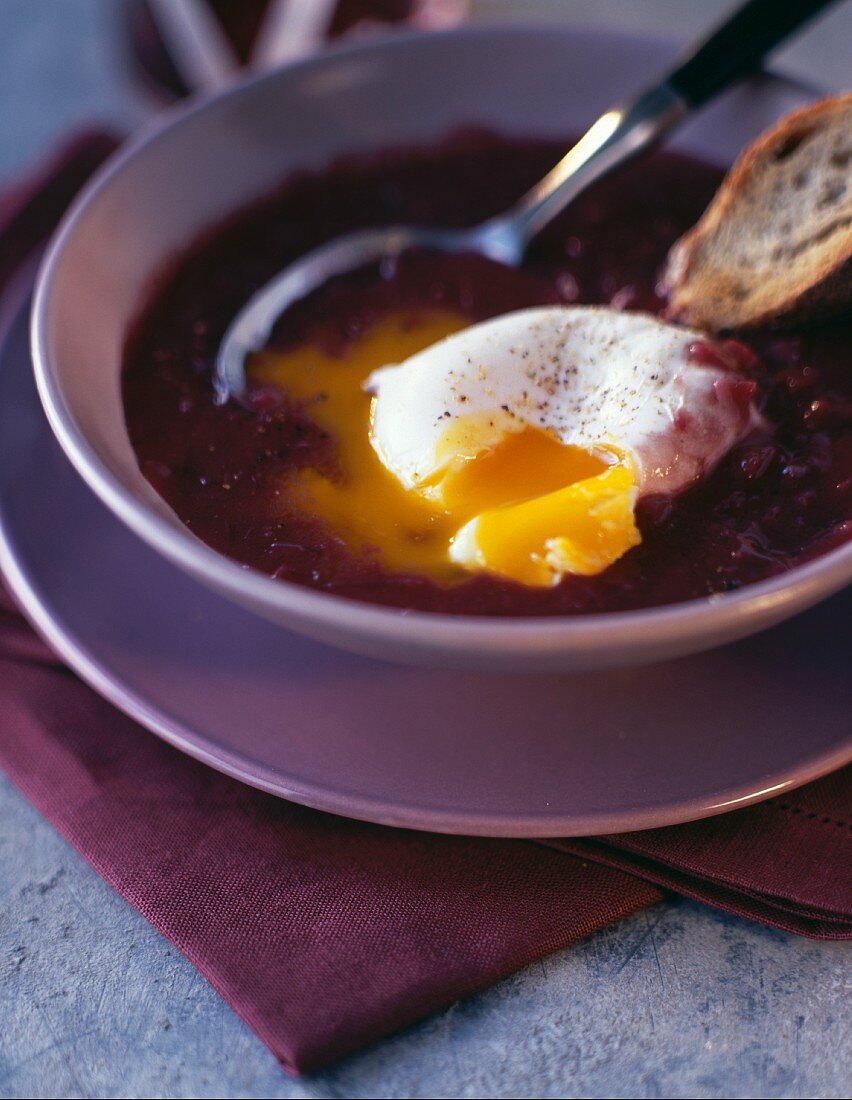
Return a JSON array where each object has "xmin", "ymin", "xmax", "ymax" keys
[{"xmin": 30, "ymin": 21, "xmax": 852, "ymax": 655}]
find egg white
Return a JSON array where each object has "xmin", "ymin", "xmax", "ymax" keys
[{"xmin": 365, "ymin": 306, "xmax": 761, "ymax": 499}]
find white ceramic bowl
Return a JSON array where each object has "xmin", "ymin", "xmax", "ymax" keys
[{"xmin": 32, "ymin": 25, "xmax": 852, "ymax": 671}]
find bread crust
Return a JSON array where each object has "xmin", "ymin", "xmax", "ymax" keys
[{"xmin": 664, "ymin": 93, "xmax": 852, "ymax": 332}]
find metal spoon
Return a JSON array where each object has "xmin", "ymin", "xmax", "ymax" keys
[{"xmin": 215, "ymin": 0, "xmax": 839, "ymax": 402}]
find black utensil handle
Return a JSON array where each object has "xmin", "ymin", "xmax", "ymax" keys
[{"xmin": 667, "ymin": 0, "xmax": 842, "ymax": 106}]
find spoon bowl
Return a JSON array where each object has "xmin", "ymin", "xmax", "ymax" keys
[
  {"xmin": 215, "ymin": 0, "xmax": 838, "ymax": 400},
  {"xmin": 215, "ymin": 81, "xmax": 691, "ymax": 398}
]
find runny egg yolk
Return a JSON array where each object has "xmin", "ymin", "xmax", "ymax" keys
[{"xmin": 249, "ymin": 313, "xmax": 641, "ymax": 587}]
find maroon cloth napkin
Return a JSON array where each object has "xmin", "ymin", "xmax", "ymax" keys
[{"xmin": 1, "ymin": 134, "xmax": 850, "ymax": 1076}]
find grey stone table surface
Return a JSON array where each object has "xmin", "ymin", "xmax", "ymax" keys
[{"xmin": 0, "ymin": 3, "xmax": 850, "ymax": 1098}]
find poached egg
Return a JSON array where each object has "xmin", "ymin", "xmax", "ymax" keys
[
  {"xmin": 250, "ymin": 306, "xmax": 760, "ymax": 588},
  {"xmin": 366, "ymin": 307, "xmax": 761, "ymax": 585}
]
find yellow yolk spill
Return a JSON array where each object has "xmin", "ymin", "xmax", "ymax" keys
[
  {"xmin": 251, "ymin": 313, "xmax": 468, "ymax": 580},
  {"xmin": 451, "ymin": 466, "xmax": 641, "ymax": 586},
  {"xmin": 427, "ymin": 418, "xmax": 609, "ymax": 512},
  {"xmin": 249, "ymin": 313, "xmax": 641, "ymax": 587}
]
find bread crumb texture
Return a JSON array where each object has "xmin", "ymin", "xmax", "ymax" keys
[{"xmin": 664, "ymin": 93, "xmax": 852, "ymax": 331}]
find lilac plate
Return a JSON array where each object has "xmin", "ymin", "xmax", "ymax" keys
[{"xmin": 2, "ymin": 295, "xmax": 850, "ymax": 836}]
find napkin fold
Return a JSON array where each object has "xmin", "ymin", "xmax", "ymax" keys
[
  {"xmin": 547, "ymin": 765, "xmax": 852, "ymax": 939},
  {"xmin": 0, "ymin": 133, "xmax": 849, "ymax": 1076}
]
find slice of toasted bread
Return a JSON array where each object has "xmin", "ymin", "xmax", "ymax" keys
[{"xmin": 664, "ymin": 93, "xmax": 852, "ymax": 332}]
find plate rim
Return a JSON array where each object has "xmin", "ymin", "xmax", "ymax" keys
[
  {"xmin": 3, "ymin": 290, "xmax": 852, "ymax": 837},
  {"xmin": 5, "ymin": 23, "xmax": 852, "ymax": 834}
]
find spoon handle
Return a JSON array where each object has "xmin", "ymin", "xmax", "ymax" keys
[
  {"xmin": 485, "ymin": 0, "xmax": 840, "ymax": 259},
  {"xmin": 667, "ymin": 0, "xmax": 841, "ymax": 107}
]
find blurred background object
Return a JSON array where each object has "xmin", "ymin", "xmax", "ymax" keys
[
  {"xmin": 0, "ymin": 0, "xmax": 848, "ymax": 184},
  {"xmin": 129, "ymin": 0, "xmax": 470, "ymax": 100}
]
